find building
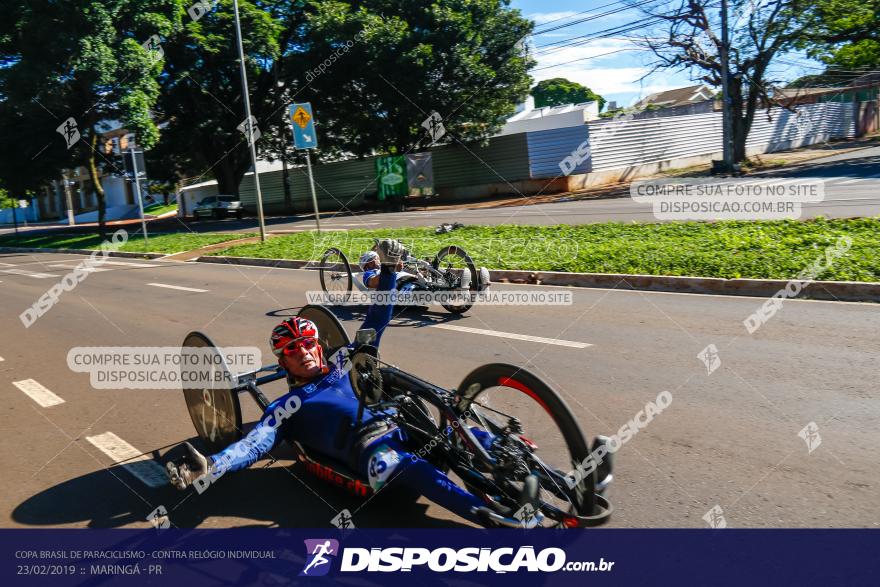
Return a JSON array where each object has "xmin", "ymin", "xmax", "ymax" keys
[
  {"xmin": 635, "ymin": 84, "xmax": 715, "ymax": 109},
  {"xmin": 30, "ymin": 121, "xmax": 157, "ymax": 223},
  {"xmin": 498, "ymin": 100, "xmax": 601, "ymax": 135}
]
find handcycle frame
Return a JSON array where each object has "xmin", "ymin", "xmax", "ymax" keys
[{"xmin": 180, "ymin": 305, "xmax": 611, "ymax": 528}]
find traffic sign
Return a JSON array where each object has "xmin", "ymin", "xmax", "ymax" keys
[{"xmin": 290, "ymin": 103, "xmax": 318, "ymax": 149}]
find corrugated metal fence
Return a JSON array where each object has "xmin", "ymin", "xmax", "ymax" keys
[{"xmin": 240, "ymin": 101, "xmax": 859, "ymax": 212}]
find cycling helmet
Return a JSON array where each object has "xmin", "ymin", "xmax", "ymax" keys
[
  {"xmin": 359, "ymin": 250, "xmax": 380, "ymax": 268},
  {"xmin": 270, "ymin": 317, "xmax": 327, "ymax": 373}
]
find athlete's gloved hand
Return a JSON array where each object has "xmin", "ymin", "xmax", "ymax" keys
[{"xmin": 373, "ymin": 238, "xmax": 408, "ymax": 266}]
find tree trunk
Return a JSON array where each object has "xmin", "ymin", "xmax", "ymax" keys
[
  {"xmin": 214, "ymin": 158, "xmax": 240, "ymax": 196},
  {"xmin": 86, "ymin": 128, "xmax": 107, "ymax": 238}
]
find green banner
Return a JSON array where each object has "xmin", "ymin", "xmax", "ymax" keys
[{"xmin": 375, "ymin": 156, "xmax": 408, "ymax": 200}]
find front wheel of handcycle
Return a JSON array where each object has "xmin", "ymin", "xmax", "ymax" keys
[
  {"xmin": 432, "ymin": 245, "xmax": 478, "ymax": 314},
  {"xmin": 447, "ymin": 363, "xmax": 610, "ymax": 528},
  {"xmin": 319, "ymin": 248, "xmax": 353, "ymax": 304}
]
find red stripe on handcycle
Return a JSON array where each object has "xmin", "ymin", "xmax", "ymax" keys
[{"xmin": 497, "ymin": 376, "xmax": 552, "ymax": 417}]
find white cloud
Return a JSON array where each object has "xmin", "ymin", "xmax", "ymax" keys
[
  {"xmin": 529, "ymin": 40, "xmax": 693, "ymax": 99},
  {"xmin": 527, "ymin": 11, "xmax": 578, "ymax": 25}
]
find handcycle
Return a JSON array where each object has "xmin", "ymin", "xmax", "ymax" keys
[
  {"xmin": 318, "ymin": 245, "xmax": 491, "ymax": 314},
  {"xmin": 180, "ymin": 305, "xmax": 612, "ymax": 528}
]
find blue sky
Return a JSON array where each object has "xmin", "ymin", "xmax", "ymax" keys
[{"xmin": 512, "ymin": 0, "xmax": 825, "ymax": 108}]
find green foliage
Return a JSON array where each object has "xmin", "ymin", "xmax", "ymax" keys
[
  {"xmin": 0, "ymin": 0, "xmax": 184, "ymax": 225},
  {"xmin": 0, "ymin": 231, "xmax": 255, "ymax": 254},
  {"xmin": 530, "ymin": 78, "xmax": 606, "ymax": 110},
  {"xmin": 208, "ymin": 218, "xmax": 880, "ymax": 282}
]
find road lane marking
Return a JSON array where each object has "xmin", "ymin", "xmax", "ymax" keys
[
  {"xmin": 99, "ymin": 260, "xmax": 160, "ymax": 268},
  {"xmin": 0, "ymin": 268, "xmax": 57, "ymax": 278},
  {"xmin": 13, "ymin": 379, "xmax": 65, "ymax": 407},
  {"xmin": 836, "ymin": 177, "xmax": 878, "ymax": 185},
  {"xmin": 428, "ymin": 324, "xmax": 591, "ymax": 348},
  {"xmin": 147, "ymin": 282, "xmax": 208, "ymax": 293},
  {"xmin": 85, "ymin": 431, "xmax": 168, "ymax": 488},
  {"xmin": 48, "ymin": 263, "xmax": 111, "ymax": 273}
]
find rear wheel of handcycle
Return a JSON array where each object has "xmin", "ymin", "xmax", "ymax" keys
[
  {"xmin": 432, "ymin": 245, "xmax": 478, "ymax": 314},
  {"xmin": 180, "ymin": 331, "xmax": 243, "ymax": 453},
  {"xmin": 297, "ymin": 305, "xmax": 351, "ymax": 357},
  {"xmin": 319, "ymin": 248, "xmax": 353, "ymax": 304},
  {"xmin": 447, "ymin": 363, "xmax": 609, "ymax": 527}
]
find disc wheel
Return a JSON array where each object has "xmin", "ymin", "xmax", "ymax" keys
[
  {"xmin": 447, "ymin": 364, "xmax": 606, "ymax": 527},
  {"xmin": 319, "ymin": 248, "xmax": 353, "ymax": 304},
  {"xmin": 180, "ymin": 331, "xmax": 243, "ymax": 453},
  {"xmin": 432, "ymin": 245, "xmax": 478, "ymax": 314}
]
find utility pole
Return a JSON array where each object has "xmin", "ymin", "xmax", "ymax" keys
[
  {"xmin": 129, "ymin": 146, "xmax": 149, "ymax": 244},
  {"xmin": 720, "ymin": 0, "xmax": 734, "ymax": 172},
  {"xmin": 62, "ymin": 172, "xmax": 76, "ymax": 226},
  {"xmin": 232, "ymin": 0, "xmax": 267, "ymax": 242}
]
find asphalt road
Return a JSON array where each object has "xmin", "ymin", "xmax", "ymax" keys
[
  {"xmin": 2, "ymin": 146, "xmax": 878, "ymax": 239},
  {"xmin": 1, "ymin": 253, "xmax": 878, "ymax": 529}
]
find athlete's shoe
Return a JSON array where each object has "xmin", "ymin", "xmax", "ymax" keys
[{"xmin": 166, "ymin": 442, "xmax": 211, "ymax": 491}]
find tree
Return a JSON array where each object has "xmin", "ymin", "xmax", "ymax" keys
[
  {"xmin": 0, "ymin": 1, "xmax": 181, "ymax": 235},
  {"xmin": 640, "ymin": 0, "xmax": 810, "ymax": 164},
  {"xmin": 154, "ymin": 0, "xmax": 534, "ymax": 195},
  {"xmin": 297, "ymin": 0, "xmax": 535, "ymax": 159},
  {"xmin": 530, "ymin": 78, "xmax": 606, "ymax": 110},
  {"xmin": 795, "ymin": 0, "xmax": 880, "ymax": 83}
]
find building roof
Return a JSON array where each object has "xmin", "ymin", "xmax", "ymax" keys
[
  {"xmin": 774, "ymin": 86, "xmax": 852, "ymax": 99},
  {"xmin": 636, "ymin": 84, "xmax": 714, "ymax": 108}
]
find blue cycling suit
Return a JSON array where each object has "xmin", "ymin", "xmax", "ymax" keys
[{"xmin": 208, "ymin": 265, "xmax": 489, "ymax": 524}]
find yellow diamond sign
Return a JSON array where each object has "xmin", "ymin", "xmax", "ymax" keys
[{"xmin": 292, "ymin": 106, "xmax": 312, "ymax": 129}]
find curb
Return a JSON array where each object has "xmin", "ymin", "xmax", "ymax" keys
[
  {"xmin": 197, "ymin": 255, "xmax": 880, "ymax": 303},
  {"xmin": 3, "ymin": 248, "xmax": 876, "ymax": 302},
  {"xmin": 0, "ymin": 246, "xmax": 168, "ymax": 260}
]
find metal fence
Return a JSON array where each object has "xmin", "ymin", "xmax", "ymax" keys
[{"xmin": 239, "ymin": 101, "xmax": 861, "ymax": 212}]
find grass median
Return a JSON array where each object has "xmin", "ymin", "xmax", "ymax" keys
[
  {"xmin": 0, "ymin": 231, "xmax": 255, "ymax": 254},
  {"xmin": 209, "ymin": 218, "xmax": 879, "ymax": 282}
]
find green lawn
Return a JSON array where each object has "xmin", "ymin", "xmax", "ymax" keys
[
  {"xmin": 143, "ymin": 202, "xmax": 178, "ymax": 216},
  {"xmin": 0, "ymin": 231, "xmax": 255, "ymax": 254},
  {"xmin": 210, "ymin": 218, "xmax": 880, "ymax": 282}
]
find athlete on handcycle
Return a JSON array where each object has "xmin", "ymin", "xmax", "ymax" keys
[{"xmin": 166, "ymin": 239, "xmax": 539, "ymax": 526}]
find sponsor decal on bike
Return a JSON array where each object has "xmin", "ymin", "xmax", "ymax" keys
[{"xmin": 367, "ymin": 444, "xmax": 401, "ymax": 491}]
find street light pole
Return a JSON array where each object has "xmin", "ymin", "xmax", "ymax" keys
[
  {"xmin": 129, "ymin": 146, "xmax": 149, "ymax": 244},
  {"xmin": 232, "ymin": 0, "xmax": 267, "ymax": 242},
  {"xmin": 720, "ymin": 0, "xmax": 734, "ymax": 171},
  {"xmin": 62, "ymin": 172, "xmax": 76, "ymax": 226}
]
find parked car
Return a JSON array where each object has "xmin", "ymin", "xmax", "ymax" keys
[{"xmin": 191, "ymin": 196, "xmax": 246, "ymax": 220}]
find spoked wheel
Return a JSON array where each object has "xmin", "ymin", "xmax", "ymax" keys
[
  {"xmin": 319, "ymin": 248, "xmax": 353, "ymax": 304},
  {"xmin": 180, "ymin": 331, "xmax": 243, "ymax": 453},
  {"xmin": 432, "ymin": 246, "xmax": 478, "ymax": 314},
  {"xmin": 447, "ymin": 364, "xmax": 610, "ymax": 528}
]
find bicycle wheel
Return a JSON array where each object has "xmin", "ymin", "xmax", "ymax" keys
[
  {"xmin": 180, "ymin": 331, "xmax": 243, "ymax": 453},
  {"xmin": 449, "ymin": 364, "xmax": 610, "ymax": 528},
  {"xmin": 319, "ymin": 248, "xmax": 353, "ymax": 304},
  {"xmin": 432, "ymin": 245, "xmax": 478, "ymax": 314}
]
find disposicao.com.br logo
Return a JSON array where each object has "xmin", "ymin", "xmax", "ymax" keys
[{"xmin": 299, "ymin": 541, "xmax": 614, "ymax": 575}]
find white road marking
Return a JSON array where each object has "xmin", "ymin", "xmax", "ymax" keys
[
  {"xmin": 836, "ymin": 177, "xmax": 878, "ymax": 185},
  {"xmin": 13, "ymin": 379, "xmax": 65, "ymax": 407},
  {"xmin": 85, "ymin": 432, "xmax": 168, "ymax": 488},
  {"xmin": 0, "ymin": 268, "xmax": 57, "ymax": 279},
  {"xmin": 146, "ymin": 282, "xmax": 208, "ymax": 293},
  {"xmin": 428, "ymin": 324, "xmax": 591, "ymax": 348},
  {"xmin": 99, "ymin": 260, "xmax": 160, "ymax": 268},
  {"xmin": 48, "ymin": 263, "xmax": 111, "ymax": 273},
  {"xmin": 0, "ymin": 356, "xmax": 4, "ymax": 361}
]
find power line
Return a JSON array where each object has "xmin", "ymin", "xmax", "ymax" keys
[
  {"xmin": 532, "ymin": 0, "xmax": 653, "ymax": 36},
  {"xmin": 532, "ymin": 47, "xmax": 638, "ymax": 71},
  {"xmin": 533, "ymin": 16, "xmax": 666, "ymax": 56},
  {"xmin": 531, "ymin": 1, "xmax": 630, "ymax": 33}
]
